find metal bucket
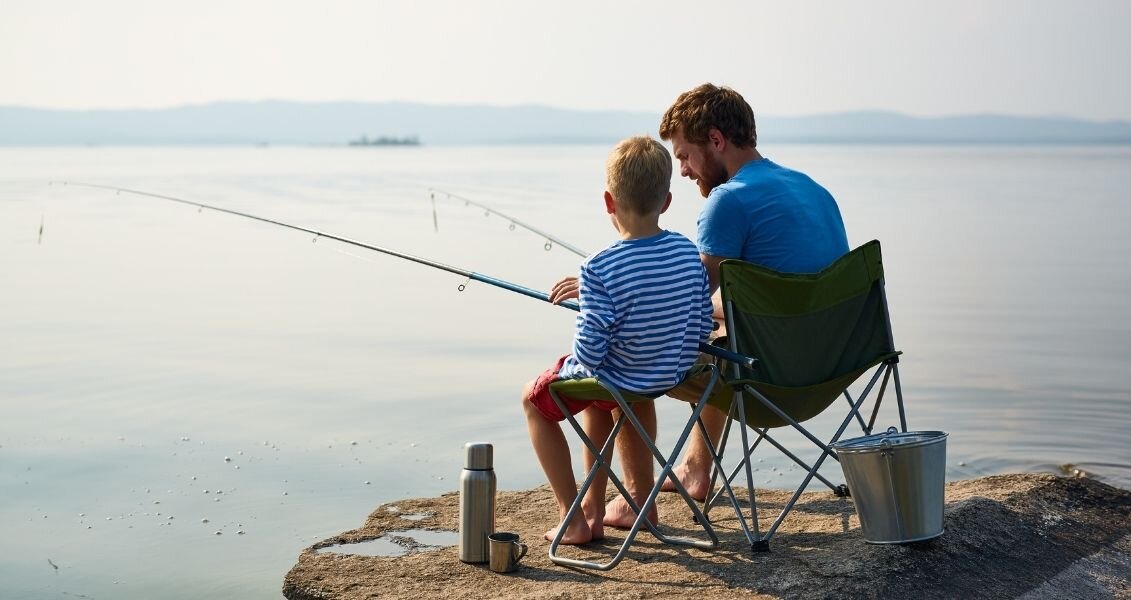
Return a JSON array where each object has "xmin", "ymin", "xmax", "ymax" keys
[{"xmin": 832, "ymin": 427, "xmax": 948, "ymax": 544}]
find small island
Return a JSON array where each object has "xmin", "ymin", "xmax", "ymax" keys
[{"xmin": 348, "ymin": 135, "xmax": 421, "ymax": 146}]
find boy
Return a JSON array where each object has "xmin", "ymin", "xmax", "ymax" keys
[{"xmin": 522, "ymin": 136, "xmax": 714, "ymax": 545}]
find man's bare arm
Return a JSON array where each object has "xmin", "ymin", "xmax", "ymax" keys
[{"xmin": 701, "ymin": 253, "xmax": 727, "ymax": 320}]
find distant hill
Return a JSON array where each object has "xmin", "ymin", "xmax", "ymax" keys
[{"xmin": 2, "ymin": 101, "xmax": 1129, "ymax": 145}]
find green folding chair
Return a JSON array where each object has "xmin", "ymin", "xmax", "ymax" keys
[
  {"xmin": 702, "ymin": 239, "xmax": 907, "ymax": 551},
  {"xmin": 546, "ymin": 359, "xmax": 754, "ymax": 571}
]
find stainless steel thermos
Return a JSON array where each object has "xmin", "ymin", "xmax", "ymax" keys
[{"xmin": 458, "ymin": 442, "xmax": 496, "ymax": 563}]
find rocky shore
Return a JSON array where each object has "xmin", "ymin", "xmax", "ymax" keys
[{"xmin": 283, "ymin": 474, "xmax": 1130, "ymax": 599}]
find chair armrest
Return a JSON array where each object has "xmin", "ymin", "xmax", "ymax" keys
[{"xmin": 698, "ymin": 342, "xmax": 758, "ymax": 370}]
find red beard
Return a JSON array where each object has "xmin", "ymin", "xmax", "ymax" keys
[{"xmin": 694, "ymin": 151, "xmax": 730, "ymax": 198}]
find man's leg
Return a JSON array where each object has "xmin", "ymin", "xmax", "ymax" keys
[
  {"xmin": 603, "ymin": 400, "xmax": 659, "ymax": 529},
  {"xmin": 659, "ymin": 402, "xmax": 726, "ymax": 501},
  {"xmin": 656, "ymin": 361, "xmax": 727, "ymax": 501}
]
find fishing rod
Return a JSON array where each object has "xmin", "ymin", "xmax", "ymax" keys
[
  {"xmin": 56, "ymin": 181, "xmax": 579, "ymax": 311},
  {"xmin": 56, "ymin": 181, "xmax": 755, "ymax": 369},
  {"xmin": 427, "ymin": 186, "xmax": 589, "ymax": 257}
]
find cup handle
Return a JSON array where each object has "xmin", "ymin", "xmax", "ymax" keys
[{"xmin": 514, "ymin": 541, "xmax": 528, "ymax": 563}]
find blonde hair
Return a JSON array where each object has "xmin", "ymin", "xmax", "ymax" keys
[{"xmin": 606, "ymin": 136, "xmax": 672, "ymax": 215}]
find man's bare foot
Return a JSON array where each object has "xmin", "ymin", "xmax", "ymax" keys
[
  {"xmin": 603, "ymin": 496, "xmax": 659, "ymax": 529},
  {"xmin": 658, "ymin": 463, "xmax": 711, "ymax": 502},
  {"xmin": 586, "ymin": 514, "xmax": 605, "ymax": 541},
  {"xmin": 544, "ymin": 515, "xmax": 593, "ymax": 545}
]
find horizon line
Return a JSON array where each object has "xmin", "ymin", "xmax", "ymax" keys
[{"xmin": 1, "ymin": 100, "xmax": 1128, "ymax": 125}]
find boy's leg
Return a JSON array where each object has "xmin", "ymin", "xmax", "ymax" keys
[
  {"xmin": 579, "ymin": 406, "xmax": 614, "ymax": 541},
  {"xmin": 522, "ymin": 380, "xmax": 593, "ymax": 545},
  {"xmin": 604, "ymin": 400, "xmax": 660, "ymax": 528}
]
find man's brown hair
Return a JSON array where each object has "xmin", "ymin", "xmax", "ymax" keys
[
  {"xmin": 659, "ymin": 83, "xmax": 757, "ymax": 149},
  {"xmin": 606, "ymin": 136, "xmax": 672, "ymax": 215}
]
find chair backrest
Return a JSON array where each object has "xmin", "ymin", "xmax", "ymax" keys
[{"xmin": 717, "ymin": 240, "xmax": 899, "ymax": 426}]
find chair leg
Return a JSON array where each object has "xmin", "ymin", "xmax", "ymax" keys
[
  {"xmin": 715, "ymin": 428, "xmax": 841, "ymax": 495},
  {"xmin": 547, "ymin": 377, "xmax": 722, "ymax": 571},
  {"xmin": 710, "ymin": 361, "xmax": 897, "ymax": 548},
  {"xmin": 697, "ymin": 400, "xmax": 756, "ymax": 546},
  {"xmin": 733, "ymin": 387, "xmax": 764, "ymax": 547},
  {"xmin": 846, "ymin": 390, "xmax": 869, "ymax": 432},
  {"xmin": 700, "ymin": 401, "xmax": 735, "ymax": 519},
  {"xmin": 863, "ymin": 365, "xmax": 892, "ymax": 434},
  {"xmin": 892, "ymin": 362, "xmax": 908, "ymax": 432},
  {"xmin": 745, "ymin": 366, "xmax": 883, "ymax": 543},
  {"xmin": 703, "ymin": 420, "xmax": 763, "ymax": 517}
]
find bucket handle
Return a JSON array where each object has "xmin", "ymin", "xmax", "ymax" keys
[
  {"xmin": 881, "ymin": 427, "xmax": 903, "ymax": 538},
  {"xmin": 879, "ymin": 426, "xmax": 897, "ymax": 456}
]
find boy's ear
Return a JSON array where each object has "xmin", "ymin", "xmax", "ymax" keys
[
  {"xmin": 659, "ymin": 192, "xmax": 672, "ymax": 214},
  {"xmin": 604, "ymin": 191, "xmax": 616, "ymax": 214}
]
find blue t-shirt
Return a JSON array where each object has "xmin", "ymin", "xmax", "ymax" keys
[
  {"xmin": 558, "ymin": 230, "xmax": 713, "ymax": 394},
  {"xmin": 697, "ymin": 158, "xmax": 849, "ymax": 273}
]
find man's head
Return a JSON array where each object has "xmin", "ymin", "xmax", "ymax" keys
[
  {"xmin": 606, "ymin": 136, "xmax": 673, "ymax": 216},
  {"xmin": 659, "ymin": 83, "xmax": 757, "ymax": 148},
  {"xmin": 659, "ymin": 83, "xmax": 758, "ymax": 198}
]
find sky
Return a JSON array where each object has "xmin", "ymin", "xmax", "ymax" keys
[{"xmin": 2, "ymin": 0, "xmax": 1129, "ymax": 120}]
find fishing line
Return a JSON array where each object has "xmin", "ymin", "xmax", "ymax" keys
[
  {"xmin": 58, "ymin": 181, "xmax": 579, "ymax": 310},
  {"xmin": 56, "ymin": 181, "xmax": 753, "ymax": 368},
  {"xmin": 319, "ymin": 245, "xmax": 477, "ymax": 294},
  {"xmin": 427, "ymin": 187, "xmax": 589, "ymax": 257}
]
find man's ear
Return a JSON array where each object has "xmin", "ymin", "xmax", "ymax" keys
[
  {"xmin": 659, "ymin": 192, "xmax": 673, "ymax": 214},
  {"xmin": 604, "ymin": 190, "xmax": 616, "ymax": 214},
  {"xmin": 708, "ymin": 128, "xmax": 726, "ymax": 151}
]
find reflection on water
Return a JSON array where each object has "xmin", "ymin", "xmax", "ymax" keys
[
  {"xmin": 1, "ymin": 145, "xmax": 1129, "ymax": 598},
  {"xmin": 382, "ymin": 505, "xmax": 432, "ymax": 520},
  {"xmin": 315, "ymin": 530, "xmax": 459, "ymax": 558}
]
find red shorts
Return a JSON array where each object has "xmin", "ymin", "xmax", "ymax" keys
[{"xmin": 527, "ymin": 355, "xmax": 619, "ymax": 422}]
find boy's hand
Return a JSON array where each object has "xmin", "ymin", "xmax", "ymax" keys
[{"xmin": 549, "ymin": 276, "xmax": 580, "ymax": 304}]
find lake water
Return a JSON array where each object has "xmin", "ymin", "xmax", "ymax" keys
[{"xmin": 2, "ymin": 144, "xmax": 1129, "ymax": 598}]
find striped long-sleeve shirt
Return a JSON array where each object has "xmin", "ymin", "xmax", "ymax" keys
[{"xmin": 558, "ymin": 230, "xmax": 713, "ymax": 394}]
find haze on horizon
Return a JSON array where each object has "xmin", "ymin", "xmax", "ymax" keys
[{"xmin": 2, "ymin": 0, "xmax": 1129, "ymax": 121}]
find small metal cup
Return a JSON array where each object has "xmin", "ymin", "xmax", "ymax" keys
[{"xmin": 488, "ymin": 532, "xmax": 528, "ymax": 573}]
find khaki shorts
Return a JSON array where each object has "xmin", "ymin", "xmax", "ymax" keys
[{"xmin": 666, "ymin": 334, "xmax": 731, "ymax": 404}]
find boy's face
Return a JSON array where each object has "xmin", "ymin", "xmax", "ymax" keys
[{"xmin": 671, "ymin": 130, "xmax": 729, "ymax": 198}]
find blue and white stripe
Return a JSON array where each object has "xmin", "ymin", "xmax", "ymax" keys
[{"xmin": 559, "ymin": 230, "xmax": 713, "ymax": 394}]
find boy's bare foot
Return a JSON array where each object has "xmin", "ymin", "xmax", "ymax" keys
[
  {"xmin": 658, "ymin": 463, "xmax": 710, "ymax": 501},
  {"xmin": 602, "ymin": 496, "xmax": 659, "ymax": 529},
  {"xmin": 544, "ymin": 516, "xmax": 593, "ymax": 545}
]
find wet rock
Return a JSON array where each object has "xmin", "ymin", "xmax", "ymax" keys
[{"xmin": 282, "ymin": 474, "xmax": 1130, "ymax": 599}]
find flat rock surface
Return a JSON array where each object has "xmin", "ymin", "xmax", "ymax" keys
[{"xmin": 283, "ymin": 474, "xmax": 1130, "ymax": 599}]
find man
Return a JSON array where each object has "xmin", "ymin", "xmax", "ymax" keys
[
  {"xmin": 654, "ymin": 83, "xmax": 850, "ymax": 504},
  {"xmin": 552, "ymin": 83, "xmax": 849, "ymax": 527}
]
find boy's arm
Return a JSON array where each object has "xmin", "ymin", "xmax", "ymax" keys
[{"xmin": 570, "ymin": 265, "xmax": 614, "ymax": 371}]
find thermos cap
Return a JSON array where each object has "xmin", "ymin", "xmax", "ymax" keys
[{"xmin": 464, "ymin": 442, "xmax": 493, "ymax": 470}]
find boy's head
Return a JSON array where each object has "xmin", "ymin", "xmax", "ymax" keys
[
  {"xmin": 606, "ymin": 136, "xmax": 673, "ymax": 216},
  {"xmin": 659, "ymin": 83, "xmax": 757, "ymax": 149}
]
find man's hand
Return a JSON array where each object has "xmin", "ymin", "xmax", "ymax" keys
[{"xmin": 549, "ymin": 276, "xmax": 580, "ymax": 304}]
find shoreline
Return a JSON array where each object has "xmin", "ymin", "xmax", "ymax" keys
[{"xmin": 283, "ymin": 474, "xmax": 1131, "ymax": 599}]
